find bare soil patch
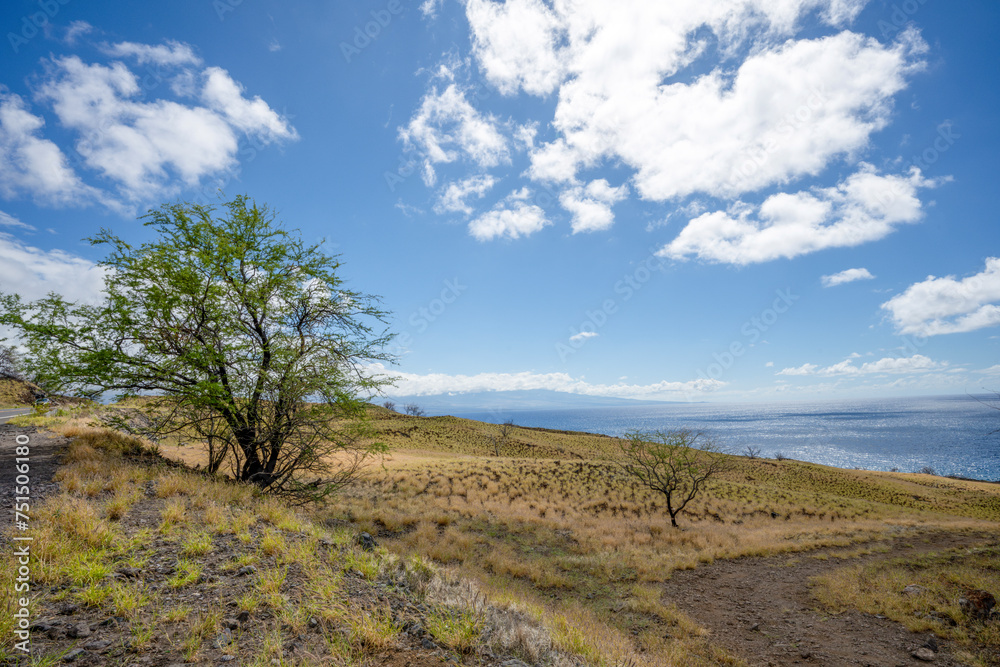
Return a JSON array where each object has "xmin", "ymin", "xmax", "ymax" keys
[
  {"xmin": 660, "ymin": 531, "xmax": 996, "ymax": 667},
  {"xmin": 0, "ymin": 424, "xmax": 68, "ymax": 530}
]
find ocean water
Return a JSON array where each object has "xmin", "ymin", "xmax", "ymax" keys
[{"xmin": 453, "ymin": 395, "xmax": 1000, "ymax": 482}]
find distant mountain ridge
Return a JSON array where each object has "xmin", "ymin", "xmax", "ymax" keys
[{"xmin": 381, "ymin": 389, "xmax": 686, "ymax": 414}]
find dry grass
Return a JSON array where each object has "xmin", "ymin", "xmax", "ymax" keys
[
  {"xmin": 311, "ymin": 411, "xmax": 1000, "ymax": 667},
  {"xmin": 813, "ymin": 544, "xmax": 1000, "ymax": 667},
  {"xmin": 1, "ymin": 416, "xmax": 602, "ymax": 665},
  {"xmin": 6, "ymin": 404, "xmax": 998, "ymax": 666}
]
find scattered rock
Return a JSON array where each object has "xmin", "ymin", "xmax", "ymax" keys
[
  {"xmin": 501, "ymin": 661, "xmax": 530, "ymax": 667},
  {"xmin": 29, "ymin": 620, "xmax": 52, "ymax": 632},
  {"xmin": 58, "ymin": 603, "xmax": 79, "ymax": 615},
  {"xmin": 62, "ymin": 649, "xmax": 86, "ymax": 662},
  {"xmin": 222, "ymin": 618, "xmax": 240, "ymax": 630},
  {"xmin": 307, "ymin": 616, "xmax": 319, "ymax": 629},
  {"xmin": 357, "ymin": 532, "xmax": 378, "ymax": 552},
  {"xmin": 902, "ymin": 584, "xmax": 926, "ymax": 596},
  {"xmin": 66, "ymin": 623, "xmax": 92, "ymax": 639},
  {"xmin": 84, "ymin": 639, "xmax": 112, "ymax": 651},
  {"xmin": 911, "ymin": 647, "xmax": 935, "ymax": 662},
  {"xmin": 220, "ymin": 657, "xmax": 236, "ymax": 663},
  {"xmin": 927, "ymin": 611, "xmax": 957, "ymax": 627},
  {"xmin": 749, "ymin": 622, "xmax": 760, "ymax": 632},
  {"xmin": 236, "ymin": 610, "xmax": 251, "ymax": 624},
  {"xmin": 421, "ymin": 637, "xmax": 437, "ymax": 649},
  {"xmin": 236, "ymin": 565, "xmax": 257, "ymax": 576},
  {"xmin": 117, "ymin": 566, "xmax": 141, "ymax": 579},
  {"xmin": 212, "ymin": 628, "xmax": 233, "ymax": 649},
  {"xmin": 922, "ymin": 636, "xmax": 939, "ymax": 653},
  {"xmin": 959, "ymin": 589, "xmax": 996, "ymax": 621}
]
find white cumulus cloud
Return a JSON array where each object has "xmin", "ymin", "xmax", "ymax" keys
[
  {"xmin": 0, "ymin": 233, "xmax": 107, "ymax": 304},
  {"xmin": 401, "ymin": 1, "xmax": 933, "ymax": 245},
  {"xmin": 435, "ymin": 175, "xmax": 497, "ymax": 215},
  {"xmin": 660, "ymin": 165, "xmax": 935, "ymax": 265},
  {"xmin": 822, "ymin": 267, "xmax": 875, "ymax": 287},
  {"xmin": 881, "ymin": 258, "xmax": 1000, "ymax": 336},
  {"xmin": 399, "ymin": 81, "xmax": 511, "ymax": 187},
  {"xmin": 31, "ymin": 54, "xmax": 297, "ymax": 202},
  {"xmin": 468, "ymin": 188, "xmax": 549, "ymax": 241},
  {"xmin": 777, "ymin": 354, "xmax": 944, "ymax": 376},
  {"xmin": 560, "ymin": 179, "xmax": 629, "ymax": 233},
  {"xmin": 379, "ymin": 365, "xmax": 725, "ymax": 400},
  {"xmin": 0, "ymin": 92, "xmax": 106, "ymax": 208}
]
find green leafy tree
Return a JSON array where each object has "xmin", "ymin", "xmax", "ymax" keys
[
  {"xmin": 0, "ymin": 195, "xmax": 393, "ymax": 502},
  {"xmin": 616, "ymin": 429, "xmax": 730, "ymax": 528}
]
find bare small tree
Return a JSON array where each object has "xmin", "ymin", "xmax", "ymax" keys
[
  {"xmin": 404, "ymin": 403, "xmax": 425, "ymax": 417},
  {"xmin": 382, "ymin": 400, "xmax": 397, "ymax": 413},
  {"xmin": 0, "ymin": 344, "xmax": 22, "ymax": 380},
  {"xmin": 744, "ymin": 445, "xmax": 761, "ymax": 460},
  {"xmin": 487, "ymin": 419, "xmax": 516, "ymax": 456},
  {"xmin": 616, "ymin": 429, "xmax": 729, "ymax": 528}
]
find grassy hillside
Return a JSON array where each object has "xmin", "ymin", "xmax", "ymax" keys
[
  {"xmin": 7, "ymin": 405, "xmax": 1000, "ymax": 666},
  {"xmin": 0, "ymin": 421, "xmax": 588, "ymax": 666},
  {"xmin": 0, "ymin": 377, "xmax": 37, "ymax": 407},
  {"xmin": 159, "ymin": 407, "xmax": 1000, "ymax": 666}
]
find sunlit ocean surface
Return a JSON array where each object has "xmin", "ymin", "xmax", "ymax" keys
[{"xmin": 453, "ymin": 395, "xmax": 1000, "ymax": 482}]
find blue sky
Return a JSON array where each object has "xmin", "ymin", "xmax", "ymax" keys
[{"xmin": 1, "ymin": 0, "xmax": 998, "ymax": 403}]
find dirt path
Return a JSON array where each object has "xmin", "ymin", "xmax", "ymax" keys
[
  {"xmin": 660, "ymin": 531, "xmax": 995, "ymax": 667},
  {"xmin": 0, "ymin": 424, "xmax": 68, "ymax": 541}
]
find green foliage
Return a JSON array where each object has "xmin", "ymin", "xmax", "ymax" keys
[{"xmin": 0, "ymin": 194, "xmax": 394, "ymax": 501}]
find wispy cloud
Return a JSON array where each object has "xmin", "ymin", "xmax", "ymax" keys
[
  {"xmin": 0, "ymin": 211, "xmax": 35, "ymax": 231},
  {"xmin": 98, "ymin": 40, "xmax": 203, "ymax": 67},
  {"xmin": 822, "ymin": 267, "xmax": 875, "ymax": 287},
  {"xmin": 777, "ymin": 354, "xmax": 945, "ymax": 377},
  {"xmin": 569, "ymin": 331, "xmax": 598, "ymax": 343}
]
